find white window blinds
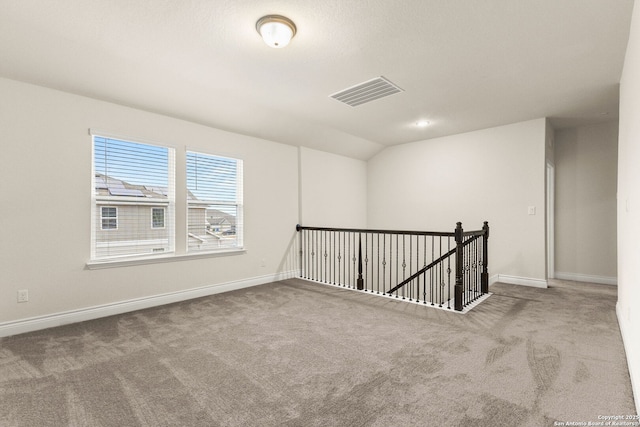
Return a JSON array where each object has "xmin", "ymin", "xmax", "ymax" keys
[
  {"xmin": 91, "ymin": 135, "xmax": 175, "ymax": 260},
  {"xmin": 186, "ymin": 151, "xmax": 243, "ymax": 252}
]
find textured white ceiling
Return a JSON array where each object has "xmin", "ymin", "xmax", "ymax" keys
[{"xmin": 0, "ymin": 0, "xmax": 634, "ymax": 159}]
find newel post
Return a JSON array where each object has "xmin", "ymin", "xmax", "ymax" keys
[
  {"xmin": 296, "ymin": 224, "xmax": 303, "ymax": 278},
  {"xmin": 481, "ymin": 221, "xmax": 489, "ymax": 294},
  {"xmin": 356, "ymin": 234, "xmax": 364, "ymax": 290},
  {"xmin": 454, "ymin": 222, "xmax": 464, "ymax": 311}
]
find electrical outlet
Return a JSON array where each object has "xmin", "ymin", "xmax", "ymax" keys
[
  {"xmin": 17, "ymin": 289, "xmax": 29, "ymax": 303},
  {"xmin": 528, "ymin": 206, "xmax": 536, "ymax": 215}
]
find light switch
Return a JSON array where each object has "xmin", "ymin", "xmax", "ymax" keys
[{"xmin": 528, "ymin": 206, "xmax": 536, "ymax": 215}]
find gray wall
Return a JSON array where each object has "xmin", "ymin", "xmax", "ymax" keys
[
  {"xmin": 617, "ymin": 0, "xmax": 640, "ymax": 414},
  {"xmin": 0, "ymin": 77, "xmax": 299, "ymax": 324},
  {"xmin": 554, "ymin": 121, "xmax": 618, "ymax": 283},
  {"xmin": 367, "ymin": 119, "xmax": 548, "ymax": 287},
  {"xmin": 0, "ymin": 76, "xmax": 370, "ymax": 331}
]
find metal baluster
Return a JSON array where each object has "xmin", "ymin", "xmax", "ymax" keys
[
  {"xmin": 309, "ymin": 230, "xmax": 314, "ymax": 281},
  {"xmin": 298, "ymin": 227, "xmax": 301, "ymax": 279},
  {"xmin": 300, "ymin": 229, "xmax": 305, "ymax": 279},
  {"xmin": 402, "ymin": 234, "xmax": 406, "ymax": 300},
  {"xmin": 346, "ymin": 232, "xmax": 349, "ymax": 287},
  {"xmin": 431, "ymin": 236, "xmax": 435, "ymax": 306},
  {"xmin": 352, "ymin": 233, "xmax": 358, "ymax": 289},
  {"xmin": 307, "ymin": 229, "xmax": 311, "ymax": 280},
  {"xmin": 323, "ymin": 231, "xmax": 327, "ymax": 283},
  {"xmin": 408, "ymin": 235, "xmax": 412, "ymax": 301},
  {"xmin": 328, "ymin": 231, "xmax": 332, "ymax": 284},
  {"xmin": 470, "ymin": 239, "xmax": 478, "ymax": 301},
  {"xmin": 465, "ymin": 237, "xmax": 470, "ymax": 306},
  {"xmin": 476, "ymin": 237, "xmax": 480, "ymax": 297},
  {"xmin": 377, "ymin": 233, "xmax": 381, "ymax": 294},
  {"xmin": 438, "ymin": 236, "xmax": 443, "ymax": 307},
  {"xmin": 337, "ymin": 232, "xmax": 342, "ymax": 286},
  {"xmin": 433, "ymin": 236, "xmax": 442, "ymax": 304},
  {"xmin": 468, "ymin": 238, "xmax": 471, "ymax": 302},
  {"xmin": 318, "ymin": 230, "xmax": 321, "ymax": 282},
  {"xmin": 391, "ymin": 234, "xmax": 395, "ymax": 297},
  {"xmin": 315, "ymin": 230, "xmax": 319, "ymax": 282},
  {"xmin": 480, "ymin": 237, "xmax": 484, "ymax": 295},
  {"xmin": 316, "ymin": 230, "xmax": 320, "ymax": 282},
  {"xmin": 382, "ymin": 234, "xmax": 387, "ymax": 293},
  {"xmin": 476, "ymin": 238, "xmax": 480, "ymax": 299},
  {"xmin": 308, "ymin": 229, "xmax": 311, "ymax": 280},
  {"xmin": 418, "ymin": 235, "xmax": 421, "ymax": 302},
  {"xmin": 302, "ymin": 230, "xmax": 309, "ymax": 279},
  {"xmin": 350, "ymin": 232, "xmax": 354, "ymax": 288},
  {"xmin": 318, "ymin": 230, "xmax": 321, "ymax": 283},
  {"xmin": 332, "ymin": 231, "xmax": 336, "ymax": 284},
  {"xmin": 447, "ymin": 236, "xmax": 451, "ymax": 309},
  {"xmin": 394, "ymin": 234, "xmax": 399, "ymax": 298},
  {"xmin": 470, "ymin": 238, "xmax": 474, "ymax": 302},
  {"xmin": 342, "ymin": 231, "xmax": 346, "ymax": 287},
  {"xmin": 416, "ymin": 235, "xmax": 420, "ymax": 303},
  {"xmin": 345, "ymin": 232, "xmax": 349, "ymax": 288},
  {"xmin": 423, "ymin": 235, "xmax": 427, "ymax": 304},
  {"xmin": 356, "ymin": 233, "xmax": 364, "ymax": 290},
  {"xmin": 468, "ymin": 237, "xmax": 472, "ymax": 301},
  {"xmin": 364, "ymin": 233, "xmax": 369, "ymax": 292}
]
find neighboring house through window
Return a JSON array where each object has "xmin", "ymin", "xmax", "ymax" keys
[
  {"xmin": 90, "ymin": 131, "xmax": 243, "ymax": 263},
  {"xmin": 101, "ymin": 206, "xmax": 117, "ymax": 230},
  {"xmin": 91, "ymin": 133, "xmax": 175, "ymax": 260},
  {"xmin": 152, "ymin": 207, "xmax": 165, "ymax": 229},
  {"xmin": 186, "ymin": 151, "xmax": 243, "ymax": 253}
]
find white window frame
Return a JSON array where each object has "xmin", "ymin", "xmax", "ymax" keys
[
  {"xmin": 186, "ymin": 150, "xmax": 244, "ymax": 254},
  {"xmin": 87, "ymin": 129, "xmax": 245, "ymax": 269},
  {"xmin": 90, "ymin": 130, "xmax": 176, "ymax": 262},
  {"xmin": 101, "ymin": 206, "xmax": 118, "ymax": 230},
  {"xmin": 151, "ymin": 207, "xmax": 166, "ymax": 229}
]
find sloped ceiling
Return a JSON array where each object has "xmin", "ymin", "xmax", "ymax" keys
[{"xmin": 0, "ymin": 0, "xmax": 634, "ymax": 159}]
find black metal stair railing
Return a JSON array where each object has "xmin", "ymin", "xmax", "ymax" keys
[{"xmin": 295, "ymin": 221, "xmax": 489, "ymax": 311}]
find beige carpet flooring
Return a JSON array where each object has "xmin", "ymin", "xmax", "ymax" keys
[{"xmin": 0, "ymin": 278, "xmax": 635, "ymax": 426}]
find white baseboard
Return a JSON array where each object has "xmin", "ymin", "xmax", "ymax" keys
[
  {"xmin": 616, "ymin": 302, "xmax": 640, "ymax": 416},
  {"xmin": 554, "ymin": 271, "xmax": 617, "ymax": 286},
  {"xmin": 495, "ymin": 274, "xmax": 548, "ymax": 288},
  {"xmin": 0, "ymin": 270, "xmax": 298, "ymax": 338}
]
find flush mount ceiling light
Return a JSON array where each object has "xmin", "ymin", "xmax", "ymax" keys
[
  {"xmin": 256, "ymin": 15, "xmax": 296, "ymax": 48},
  {"xmin": 416, "ymin": 119, "xmax": 431, "ymax": 128}
]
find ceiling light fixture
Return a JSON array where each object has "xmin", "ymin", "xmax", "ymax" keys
[
  {"xmin": 256, "ymin": 15, "xmax": 296, "ymax": 48},
  {"xmin": 416, "ymin": 119, "xmax": 431, "ymax": 128}
]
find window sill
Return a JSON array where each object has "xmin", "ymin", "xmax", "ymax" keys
[{"xmin": 86, "ymin": 248, "xmax": 246, "ymax": 270}]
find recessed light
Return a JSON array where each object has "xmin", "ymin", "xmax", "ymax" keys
[{"xmin": 416, "ymin": 119, "xmax": 430, "ymax": 128}]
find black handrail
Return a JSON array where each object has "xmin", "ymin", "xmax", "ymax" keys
[
  {"xmin": 296, "ymin": 221, "xmax": 489, "ymax": 311},
  {"xmin": 296, "ymin": 224, "xmax": 454, "ymax": 237}
]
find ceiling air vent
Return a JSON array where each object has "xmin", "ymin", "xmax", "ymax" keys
[{"xmin": 330, "ymin": 76, "xmax": 403, "ymax": 107}]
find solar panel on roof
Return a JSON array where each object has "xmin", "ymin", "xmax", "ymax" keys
[
  {"xmin": 95, "ymin": 176, "xmax": 108, "ymax": 189},
  {"xmin": 105, "ymin": 180, "xmax": 125, "ymax": 189},
  {"xmin": 109, "ymin": 188, "xmax": 145, "ymax": 197}
]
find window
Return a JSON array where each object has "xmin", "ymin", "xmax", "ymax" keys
[
  {"xmin": 101, "ymin": 207, "xmax": 118, "ymax": 230},
  {"xmin": 90, "ymin": 131, "xmax": 244, "ymax": 265},
  {"xmin": 151, "ymin": 207, "xmax": 165, "ymax": 229},
  {"xmin": 186, "ymin": 151, "xmax": 243, "ymax": 252},
  {"xmin": 91, "ymin": 133, "xmax": 175, "ymax": 260}
]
